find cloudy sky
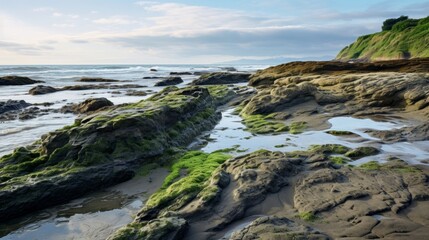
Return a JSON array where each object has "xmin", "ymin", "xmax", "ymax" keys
[{"xmin": 1, "ymin": 0, "xmax": 428, "ymax": 64}]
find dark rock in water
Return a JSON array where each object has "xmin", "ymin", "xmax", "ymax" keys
[
  {"xmin": 126, "ymin": 90, "xmax": 148, "ymax": 96},
  {"xmin": 0, "ymin": 100, "xmax": 31, "ymax": 114},
  {"xmin": 192, "ymin": 72, "xmax": 251, "ymax": 85},
  {"xmin": 61, "ymin": 84, "xmax": 145, "ymax": 91},
  {"xmin": 0, "ymin": 100, "xmax": 55, "ymax": 121},
  {"xmin": 0, "ymin": 86, "xmax": 225, "ymax": 221},
  {"xmin": 29, "ymin": 85, "xmax": 58, "ymax": 95},
  {"xmin": 61, "ymin": 98, "xmax": 114, "ymax": 114},
  {"xmin": 170, "ymin": 72, "xmax": 192, "ymax": 75},
  {"xmin": 150, "ymin": 69, "xmax": 158, "ymax": 72},
  {"xmin": 0, "ymin": 106, "xmax": 50, "ymax": 122},
  {"xmin": 29, "ymin": 84, "xmax": 147, "ymax": 95},
  {"xmin": 77, "ymin": 77, "xmax": 120, "ymax": 83},
  {"xmin": 155, "ymin": 77, "xmax": 184, "ymax": 86},
  {"xmin": 143, "ymin": 76, "xmax": 163, "ymax": 79},
  {"xmin": 193, "ymin": 71, "xmax": 210, "ymax": 76},
  {"xmin": 0, "ymin": 76, "xmax": 43, "ymax": 86},
  {"xmin": 221, "ymin": 67, "xmax": 237, "ymax": 72},
  {"xmin": 367, "ymin": 123, "xmax": 429, "ymax": 142}
]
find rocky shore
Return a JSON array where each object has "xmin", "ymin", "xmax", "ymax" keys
[
  {"xmin": 1, "ymin": 59, "xmax": 429, "ymax": 239},
  {"xmin": 0, "ymin": 86, "xmax": 233, "ymax": 221}
]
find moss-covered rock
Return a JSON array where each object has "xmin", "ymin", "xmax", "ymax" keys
[
  {"xmin": 108, "ymin": 217, "xmax": 188, "ymax": 240},
  {"xmin": 345, "ymin": 147, "xmax": 380, "ymax": 159},
  {"xmin": 0, "ymin": 86, "xmax": 224, "ymax": 221}
]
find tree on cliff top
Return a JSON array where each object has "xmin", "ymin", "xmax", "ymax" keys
[{"xmin": 382, "ymin": 16, "xmax": 408, "ymax": 31}]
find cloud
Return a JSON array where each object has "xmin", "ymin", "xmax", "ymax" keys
[
  {"xmin": 92, "ymin": 2, "xmax": 367, "ymax": 59},
  {"xmin": 93, "ymin": 16, "xmax": 136, "ymax": 25},
  {"xmin": 5, "ymin": 1, "xmax": 428, "ymax": 64},
  {"xmin": 0, "ymin": 40, "xmax": 54, "ymax": 55},
  {"xmin": 32, "ymin": 7, "xmax": 54, "ymax": 12},
  {"xmin": 314, "ymin": 1, "xmax": 429, "ymax": 21},
  {"xmin": 135, "ymin": 1, "xmax": 158, "ymax": 6},
  {"xmin": 53, "ymin": 23, "xmax": 75, "ymax": 28}
]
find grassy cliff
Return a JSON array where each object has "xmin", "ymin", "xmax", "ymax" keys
[{"xmin": 336, "ymin": 16, "xmax": 429, "ymax": 61}]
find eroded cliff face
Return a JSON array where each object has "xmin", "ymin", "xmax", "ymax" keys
[{"xmin": 0, "ymin": 86, "xmax": 231, "ymax": 221}]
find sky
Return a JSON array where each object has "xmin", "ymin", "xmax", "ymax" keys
[{"xmin": 0, "ymin": 0, "xmax": 428, "ymax": 64}]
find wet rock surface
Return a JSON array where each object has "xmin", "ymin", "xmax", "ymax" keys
[
  {"xmin": 249, "ymin": 59, "xmax": 429, "ymax": 87},
  {"xmin": 155, "ymin": 77, "xmax": 184, "ymax": 86},
  {"xmin": 0, "ymin": 76, "xmax": 43, "ymax": 86},
  {"xmin": 0, "ymin": 100, "xmax": 31, "ymax": 114},
  {"xmin": 0, "ymin": 100, "xmax": 52, "ymax": 121},
  {"xmin": 77, "ymin": 77, "xmax": 120, "ymax": 82},
  {"xmin": 230, "ymin": 216, "xmax": 329, "ymax": 240},
  {"xmin": 0, "ymin": 86, "xmax": 231, "ymax": 222},
  {"xmin": 367, "ymin": 123, "xmax": 429, "ymax": 142},
  {"xmin": 27, "ymin": 84, "xmax": 147, "ymax": 95},
  {"xmin": 61, "ymin": 97, "xmax": 114, "ymax": 114},
  {"xmin": 110, "ymin": 148, "xmax": 429, "ymax": 240},
  {"xmin": 29, "ymin": 85, "xmax": 58, "ymax": 95},
  {"xmin": 192, "ymin": 72, "xmax": 251, "ymax": 85},
  {"xmin": 170, "ymin": 72, "xmax": 192, "ymax": 75}
]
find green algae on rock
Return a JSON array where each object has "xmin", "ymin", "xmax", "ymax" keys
[
  {"xmin": 0, "ymin": 86, "xmax": 227, "ymax": 221},
  {"xmin": 110, "ymin": 151, "xmax": 231, "ymax": 240}
]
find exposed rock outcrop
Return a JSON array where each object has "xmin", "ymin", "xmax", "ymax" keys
[
  {"xmin": 110, "ymin": 147, "xmax": 429, "ymax": 240},
  {"xmin": 61, "ymin": 98, "xmax": 114, "ymax": 114},
  {"xmin": 77, "ymin": 77, "xmax": 120, "ymax": 82},
  {"xmin": 29, "ymin": 85, "xmax": 58, "ymax": 95},
  {"xmin": 0, "ymin": 76, "xmax": 43, "ymax": 86},
  {"xmin": 244, "ymin": 71, "xmax": 429, "ymax": 119},
  {"xmin": 155, "ymin": 77, "xmax": 184, "ymax": 86},
  {"xmin": 170, "ymin": 72, "xmax": 192, "ymax": 75},
  {"xmin": 368, "ymin": 123, "xmax": 429, "ymax": 142},
  {"xmin": 0, "ymin": 100, "xmax": 31, "ymax": 114},
  {"xmin": 27, "ymin": 84, "xmax": 147, "ymax": 95},
  {"xmin": 249, "ymin": 59, "xmax": 429, "ymax": 87},
  {"xmin": 0, "ymin": 86, "xmax": 232, "ymax": 221},
  {"xmin": 192, "ymin": 72, "xmax": 251, "ymax": 85},
  {"xmin": 230, "ymin": 217, "xmax": 329, "ymax": 240}
]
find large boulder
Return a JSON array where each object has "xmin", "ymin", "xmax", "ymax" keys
[
  {"xmin": 29, "ymin": 85, "xmax": 58, "ymax": 95},
  {"xmin": 0, "ymin": 76, "xmax": 43, "ymax": 86},
  {"xmin": 192, "ymin": 72, "xmax": 251, "ymax": 85},
  {"xmin": 155, "ymin": 77, "xmax": 184, "ymax": 86},
  {"xmin": 61, "ymin": 98, "xmax": 114, "ymax": 114}
]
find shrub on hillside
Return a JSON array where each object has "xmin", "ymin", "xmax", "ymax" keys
[
  {"xmin": 382, "ymin": 16, "xmax": 408, "ymax": 31},
  {"xmin": 392, "ymin": 19, "xmax": 419, "ymax": 31}
]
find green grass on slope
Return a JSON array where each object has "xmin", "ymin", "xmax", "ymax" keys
[{"xmin": 337, "ymin": 16, "xmax": 429, "ymax": 60}]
